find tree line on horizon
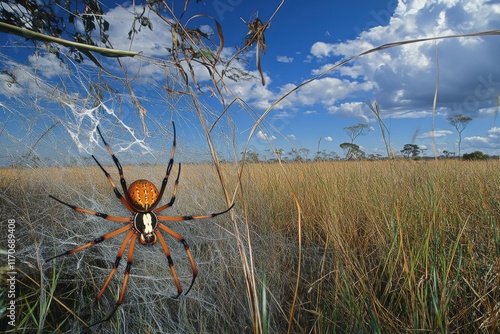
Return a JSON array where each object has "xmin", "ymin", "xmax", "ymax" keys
[{"xmin": 243, "ymin": 113, "xmax": 491, "ymax": 162}]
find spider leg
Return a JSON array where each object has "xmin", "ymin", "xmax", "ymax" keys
[
  {"xmin": 49, "ymin": 195, "xmax": 132, "ymax": 223},
  {"xmin": 157, "ymin": 223, "xmax": 198, "ymax": 294},
  {"xmin": 155, "ymin": 230, "xmax": 183, "ymax": 297},
  {"xmin": 96, "ymin": 126, "xmax": 131, "ymax": 205},
  {"xmin": 154, "ymin": 163, "xmax": 181, "ymax": 214},
  {"xmin": 95, "ymin": 230, "xmax": 135, "ymax": 301},
  {"xmin": 46, "ymin": 225, "xmax": 131, "ymax": 262},
  {"xmin": 151, "ymin": 121, "xmax": 177, "ymax": 210},
  {"xmin": 92, "ymin": 231, "xmax": 138, "ymax": 326},
  {"xmin": 91, "ymin": 155, "xmax": 135, "ymax": 213},
  {"xmin": 156, "ymin": 203, "xmax": 234, "ymax": 221}
]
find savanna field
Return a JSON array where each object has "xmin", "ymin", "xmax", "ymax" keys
[{"xmin": 1, "ymin": 159, "xmax": 499, "ymax": 333}]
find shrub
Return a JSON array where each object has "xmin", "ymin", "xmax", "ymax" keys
[{"xmin": 462, "ymin": 151, "xmax": 489, "ymax": 160}]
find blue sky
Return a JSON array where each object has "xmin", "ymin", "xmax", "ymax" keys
[{"xmin": 1, "ymin": 0, "xmax": 500, "ymax": 164}]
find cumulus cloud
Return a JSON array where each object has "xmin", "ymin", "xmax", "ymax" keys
[
  {"xmin": 310, "ymin": 41, "xmax": 336, "ymax": 58},
  {"xmin": 328, "ymin": 102, "xmax": 371, "ymax": 122},
  {"xmin": 309, "ymin": 0, "xmax": 500, "ymax": 120},
  {"xmin": 28, "ymin": 53, "xmax": 71, "ymax": 78},
  {"xmin": 324, "ymin": 136, "xmax": 333, "ymax": 141},
  {"xmin": 463, "ymin": 127, "xmax": 500, "ymax": 148},
  {"xmin": 276, "ymin": 55, "xmax": 293, "ymax": 63},
  {"xmin": 418, "ymin": 130, "xmax": 454, "ymax": 138},
  {"xmin": 14, "ymin": 0, "xmax": 496, "ymax": 133},
  {"xmin": 257, "ymin": 130, "xmax": 276, "ymax": 141},
  {"xmin": 273, "ymin": 110, "xmax": 296, "ymax": 119},
  {"xmin": 103, "ymin": 6, "xmax": 172, "ymax": 57},
  {"xmin": 0, "ymin": 55, "xmax": 68, "ymax": 97},
  {"xmin": 221, "ymin": 1, "xmax": 499, "ymax": 125}
]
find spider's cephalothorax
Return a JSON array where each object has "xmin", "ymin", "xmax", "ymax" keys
[
  {"xmin": 47, "ymin": 122, "xmax": 234, "ymax": 327},
  {"xmin": 134, "ymin": 211, "xmax": 158, "ymax": 245}
]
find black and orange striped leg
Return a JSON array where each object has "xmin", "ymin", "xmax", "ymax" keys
[
  {"xmin": 157, "ymin": 224, "xmax": 198, "ymax": 294},
  {"xmin": 152, "ymin": 122, "xmax": 177, "ymax": 209},
  {"xmin": 155, "ymin": 204, "xmax": 234, "ymax": 293},
  {"xmin": 95, "ymin": 230, "xmax": 134, "ymax": 301},
  {"xmin": 92, "ymin": 231, "xmax": 138, "ymax": 326},
  {"xmin": 46, "ymin": 225, "xmax": 132, "ymax": 262},
  {"xmin": 156, "ymin": 203, "xmax": 235, "ymax": 222},
  {"xmin": 96, "ymin": 126, "xmax": 131, "ymax": 205},
  {"xmin": 154, "ymin": 163, "xmax": 181, "ymax": 214},
  {"xmin": 155, "ymin": 230, "xmax": 183, "ymax": 297},
  {"xmin": 48, "ymin": 195, "xmax": 132, "ymax": 223},
  {"xmin": 91, "ymin": 155, "xmax": 135, "ymax": 213}
]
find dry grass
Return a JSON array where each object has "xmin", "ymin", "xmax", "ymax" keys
[{"xmin": 1, "ymin": 159, "xmax": 500, "ymax": 333}]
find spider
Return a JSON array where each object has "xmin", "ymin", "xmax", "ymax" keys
[{"xmin": 47, "ymin": 122, "xmax": 233, "ymax": 324}]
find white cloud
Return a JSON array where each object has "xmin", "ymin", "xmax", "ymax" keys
[
  {"xmin": 324, "ymin": 136, "xmax": 333, "ymax": 142},
  {"xmin": 487, "ymin": 127, "xmax": 500, "ymax": 139},
  {"xmin": 308, "ymin": 0, "xmax": 500, "ymax": 120},
  {"xmin": 28, "ymin": 53, "xmax": 71, "ymax": 78},
  {"xmin": 388, "ymin": 110, "xmax": 434, "ymax": 119},
  {"xmin": 103, "ymin": 6, "xmax": 172, "ymax": 57},
  {"xmin": 273, "ymin": 109, "xmax": 298, "ymax": 119},
  {"xmin": 463, "ymin": 135, "xmax": 491, "ymax": 146},
  {"xmin": 419, "ymin": 130, "xmax": 454, "ymax": 138},
  {"xmin": 276, "ymin": 55, "xmax": 293, "ymax": 63},
  {"xmin": 23, "ymin": 0, "xmax": 492, "ymax": 128},
  {"xmin": 0, "ymin": 56, "xmax": 65, "ymax": 98},
  {"xmin": 199, "ymin": 24, "xmax": 214, "ymax": 35},
  {"xmin": 221, "ymin": 70, "xmax": 375, "ymax": 113},
  {"xmin": 257, "ymin": 130, "xmax": 276, "ymax": 141},
  {"xmin": 463, "ymin": 127, "xmax": 500, "ymax": 148},
  {"xmin": 328, "ymin": 102, "xmax": 371, "ymax": 122},
  {"xmin": 288, "ymin": 134, "xmax": 296, "ymax": 140},
  {"xmin": 272, "ymin": 77, "xmax": 375, "ymax": 111},
  {"xmin": 310, "ymin": 42, "xmax": 336, "ymax": 58}
]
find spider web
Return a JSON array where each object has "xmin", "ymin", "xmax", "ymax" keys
[
  {"xmin": 0, "ymin": 2, "xmax": 292, "ymax": 331},
  {"xmin": 0, "ymin": 46, "xmax": 247, "ymax": 333}
]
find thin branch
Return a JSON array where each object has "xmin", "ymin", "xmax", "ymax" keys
[{"xmin": 0, "ymin": 21, "xmax": 139, "ymax": 58}]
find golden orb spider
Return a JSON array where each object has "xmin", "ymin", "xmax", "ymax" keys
[{"xmin": 47, "ymin": 122, "xmax": 233, "ymax": 324}]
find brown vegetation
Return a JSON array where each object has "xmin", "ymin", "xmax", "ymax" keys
[{"xmin": 1, "ymin": 159, "xmax": 499, "ymax": 332}]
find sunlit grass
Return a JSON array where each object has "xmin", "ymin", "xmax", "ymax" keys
[{"xmin": 1, "ymin": 159, "xmax": 499, "ymax": 332}]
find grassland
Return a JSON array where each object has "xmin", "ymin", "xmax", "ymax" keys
[{"xmin": 1, "ymin": 159, "xmax": 499, "ymax": 333}]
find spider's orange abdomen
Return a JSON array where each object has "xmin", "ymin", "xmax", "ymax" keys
[{"xmin": 128, "ymin": 180, "xmax": 158, "ymax": 211}]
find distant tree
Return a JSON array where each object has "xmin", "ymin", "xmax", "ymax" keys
[
  {"xmin": 300, "ymin": 148, "xmax": 310, "ymax": 161},
  {"xmin": 462, "ymin": 151, "xmax": 489, "ymax": 160},
  {"xmin": 344, "ymin": 123, "xmax": 370, "ymax": 144},
  {"xmin": 447, "ymin": 114, "xmax": 473, "ymax": 158},
  {"xmin": 401, "ymin": 144, "xmax": 421, "ymax": 159},
  {"xmin": 288, "ymin": 148, "xmax": 310, "ymax": 162},
  {"xmin": 367, "ymin": 153, "xmax": 383, "ymax": 160},
  {"xmin": 340, "ymin": 142, "xmax": 365, "ymax": 160},
  {"xmin": 273, "ymin": 148, "xmax": 284, "ymax": 160},
  {"xmin": 265, "ymin": 148, "xmax": 284, "ymax": 162},
  {"xmin": 314, "ymin": 150, "xmax": 326, "ymax": 161},
  {"xmin": 442, "ymin": 150, "xmax": 455, "ymax": 158},
  {"xmin": 329, "ymin": 151, "xmax": 340, "ymax": 160},
  {"xmin": 243, "ymin": 150, "xmax": 260, "ymax": 163}
]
